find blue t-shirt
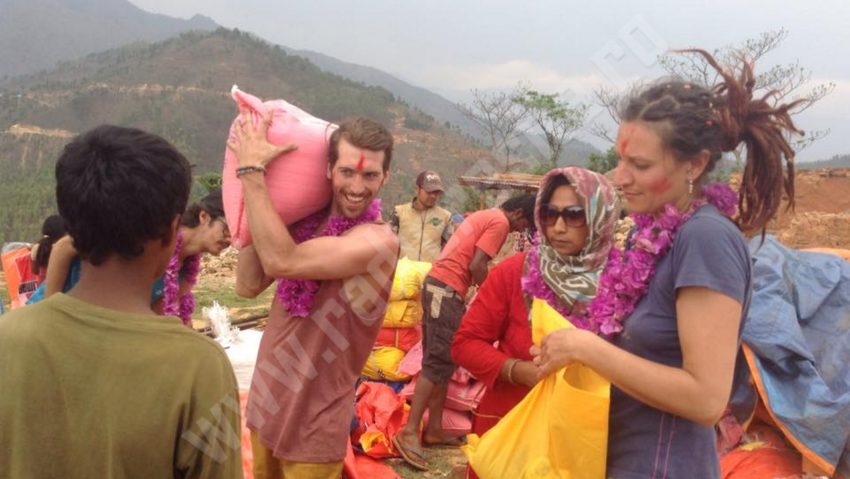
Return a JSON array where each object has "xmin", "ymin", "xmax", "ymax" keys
[
  {"xmin": 607, "ymin": 204, "xmax": 752, "ymax": 479},
  {"xmin": 27, "ymin": 258, "xmax": 168, "ymax": 305}
]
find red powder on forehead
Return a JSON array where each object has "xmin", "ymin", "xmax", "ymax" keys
[
  {"xmin": 650, "ymin": 178, "xmax": 673, "ymax": 194},
  {"xmin": 616, "ymin": 124, "xmax": 635, "ymax": 157},
  {"xmin": 356, "ymin": 152, "xmax": 365, "ymax": 172}
]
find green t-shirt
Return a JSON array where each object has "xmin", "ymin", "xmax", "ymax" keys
[{"xmin": 0, "ymin": 294, "xmax": 243, "ymax": 479}]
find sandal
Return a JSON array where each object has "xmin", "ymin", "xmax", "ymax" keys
[{"xmin": 392, "ymin": 435, "xmax": 430, "ymax": 471}]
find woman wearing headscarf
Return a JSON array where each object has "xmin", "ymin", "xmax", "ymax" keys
[{"xmin": 451, "ymin": 166, "xmax": 619, "ymax": 479}]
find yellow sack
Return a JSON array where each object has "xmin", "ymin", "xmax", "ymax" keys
[
  {"xmin": 383, "ymin": 299, "xmax": 423, "ymax": 328},
  {"xmin": 463, "ymin": 299, "xmax": 610, "ymax": 479},
  {"xmin": 361, "ymin": 346, "xmax": 411, "ymax": 382},
  {"xmin": 389, "ymin": 258, "xmax": 431, "ymax": 301}
]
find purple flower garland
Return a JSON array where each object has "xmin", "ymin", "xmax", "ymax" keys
[
  {"xmin": 522, "ymin": 183, "xmax": 738, "ymax": 337},
  {"xmin": 275, "ymin": 199, "xmax": 382, "ymax": 317},
  {"xmin": 161, "ymin": 231, "xmax": 201, "ymax": 326}
]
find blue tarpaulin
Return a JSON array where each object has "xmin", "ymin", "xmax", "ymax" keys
[{"xmin": 731, "ymin": 236, "xmax": 850, "ymax": 477}]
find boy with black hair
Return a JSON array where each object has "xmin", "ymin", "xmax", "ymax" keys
[{"xmin": 0, "ymin": 125, "xmax": 242, "ymax": 479}]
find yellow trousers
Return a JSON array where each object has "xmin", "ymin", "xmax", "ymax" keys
[{"xmin": 251, "ymin": 431, "xmax": 344, "ymax": 479}]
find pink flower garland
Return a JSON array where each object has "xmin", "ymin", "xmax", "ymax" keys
[
  {"xmin": 522, "ymin": 183, "xmax": 738, "ymax": 337},
  {"xmin": 161, "ymin": 231, "xmax": 201, "ymax": 326},
  {"xmin": 275, "ymin": 199, "xmax": 382, "ymax": 317}
]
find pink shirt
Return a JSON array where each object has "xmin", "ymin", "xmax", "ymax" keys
[{"xmin": 246, "ymin": 228, "xmax": 395, "ymax": 462}]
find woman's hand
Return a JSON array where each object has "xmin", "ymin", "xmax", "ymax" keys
[
  {"xmin": 511, "ymin": 360, "xmax": 542, "ymax": 388},
  {"xmin": 530, "ymin": 328, "xmax": 595, "ymax": 377},
  {"xmin": 226, "ymin": 108, "xmax": 297, "ymax": 169}
]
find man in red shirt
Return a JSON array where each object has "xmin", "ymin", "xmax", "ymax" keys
[{"xmin": 394, "ymin": 195, "xmax": 535, "ymax": 470}]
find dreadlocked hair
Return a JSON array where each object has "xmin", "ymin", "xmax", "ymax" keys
[{"xmin": 620, "ymin": 49, "xmax": 806, "ymax": 233}]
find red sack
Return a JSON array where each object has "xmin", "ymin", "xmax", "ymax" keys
[
  {"xmin": 352, "ymin": 382, "xmax": 410, "ymax": 459},
  {"xmin": 374, "ymin": 326, "xmax": 421, "ymax": 353}
]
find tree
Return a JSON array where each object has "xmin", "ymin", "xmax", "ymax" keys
[
  {"xmin": 589, "ymin": 29, "xmax": 834, "ymax": 155},
  {"xmin": 456, "ymin": 86, "xmax": 529, "ymax": 171},
  {"xmin": 659, "ymin": 29, "xmax": 833, "ymax": 153},
  {"xmin": 514, "ymin": 89, "xmax": 587, "ymax": 168},
  {"xmin": 587, "ymin": 147, "xmax": 619, "ymax": 174},
  {"xmin": 196, "ymin": 172, "xmax": 222, "ymax": 194},
  {"xmin": 587, "ymin": 84, "xmax": 630, "ymax": 145}
]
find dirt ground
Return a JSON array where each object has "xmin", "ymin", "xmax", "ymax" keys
[{"xmin": 743, "ymin": 168, "xmax": 850, "ymax": 249}]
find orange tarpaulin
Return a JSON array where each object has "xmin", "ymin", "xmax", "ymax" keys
[{"xmin": 1, "ymin": 246, "xmax": 36, "ymax": 309}]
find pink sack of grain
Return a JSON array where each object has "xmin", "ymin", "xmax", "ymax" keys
[{"xmin": 222, "ymin": 85, "xmax": 336, "ymax": 248}]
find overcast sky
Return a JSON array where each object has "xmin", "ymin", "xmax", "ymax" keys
[{"xmin": 130, "ymin": 0, "xmax": 850, "ymax": 161}]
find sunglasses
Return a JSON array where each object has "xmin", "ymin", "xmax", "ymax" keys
[{"xmin": 540, "ymin": 204, "xmax": 586, "ymax": 227}]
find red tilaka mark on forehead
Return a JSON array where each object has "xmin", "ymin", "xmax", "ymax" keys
[
  {"xmin": 616, "ymin": 124, "xmax": 635, "ymax": 157},
  {"xmin": 356, "ymin": 152, "xmax": 366, "ymax": 172},
  {"xmin": 649, "ymin": 178, "xmax": 673, "ymax": 194}
]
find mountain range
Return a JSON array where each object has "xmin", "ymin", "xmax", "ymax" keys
[
  {"xmin": 3, "ymin": 0, "xmax": 842, "ymax": 244},
  {"xmin": 0, "ymin": 29, "xmax": 508, "ymax": 243},
  {"xmin": 0, "ymin": 0, "xmax": 216, "ymax": 80}
]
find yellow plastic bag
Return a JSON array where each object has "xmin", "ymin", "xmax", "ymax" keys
[
  {"xmin": 361, "ymin": 346, "xmax": 411, "ymax": 382},
  {"xmin": 382, "ymin": 299, "xmax": 423, "ymax": 328},
  {"xmin": 389, "ymin": 257, "xmax": 432, "ymax": 301},
  {"xmin": 463, "ymin": 299, "xmax": 610, "ymax": 479}
]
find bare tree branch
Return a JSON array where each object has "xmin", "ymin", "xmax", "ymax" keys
[
  {"xmin": 658, "ymin": 28, "xmax": 833, "ymax": 152},
  {"xmin": 455, "ymin": 85, "xmax": 530, "ymax": 171}
]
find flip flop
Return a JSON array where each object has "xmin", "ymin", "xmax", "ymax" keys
[
  {"xmin": 392, "ymin": 435, "xmax": 430, "ymax": 471},
  {"xmin": 422, "ymin": 435, "xmax": 467, "ymax": 449}
]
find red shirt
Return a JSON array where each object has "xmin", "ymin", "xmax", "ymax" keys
[
  {"xmin": 428, "ymin": 208, "xmax": 509, "ymax": 297},
  {"xmin": 451, "ymin": 252, "xmax": 534, "ymax": 438}
]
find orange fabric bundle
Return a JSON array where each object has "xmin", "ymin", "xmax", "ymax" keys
[
  {"xmin": 373, "ymin": 326, "xmax": 421, "ymax": 353},
  {"xmin": 720, "ymin": 421, "xmax": 802, "ymax": 479},
  {"xmin": 352, "ymin": 382, "xmax": 410, "ymax": 459}
]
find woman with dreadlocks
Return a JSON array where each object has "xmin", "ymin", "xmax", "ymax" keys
[{"xmin": 531, "ymin": 50, "xmax": 804, "ymax": 478}]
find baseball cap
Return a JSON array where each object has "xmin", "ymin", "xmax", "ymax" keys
[{"xmin": 416, "ymin": 170, "xmax": 444, "ymax": 193}]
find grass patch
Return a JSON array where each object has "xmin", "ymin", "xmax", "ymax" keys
[
  {"xmin": 388, "ymin": 448, "xmax": 467, "ymax": 478},
  {"xmin": 191, "ymin": 277, "xmax": 275, "ymax": 322}
]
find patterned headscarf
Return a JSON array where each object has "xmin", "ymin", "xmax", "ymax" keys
[{"xmin": 526, "ymin": 167, "xmax": 620, "ymax": 312}]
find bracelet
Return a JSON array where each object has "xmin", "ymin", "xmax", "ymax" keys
[
  {"xmin": 506, "ymin": 359, "xmax": 520, "ymax": 385},
  {"xmin": 236, "ymin": 165, "xmax": 266, "ymax": 177}
]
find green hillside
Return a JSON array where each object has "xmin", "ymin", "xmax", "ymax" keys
[{"xmin": 0, "ymin": 29, "xmax": 502, "ymax": 244}]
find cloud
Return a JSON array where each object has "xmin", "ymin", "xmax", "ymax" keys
[{"xmin": 418, "ymin": 60, "xmax": 612, "ymax": 96}]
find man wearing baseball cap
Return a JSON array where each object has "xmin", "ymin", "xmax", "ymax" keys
[{"xmin": 390, "ymin": 170, "xmax": 453, "ymax": 262}]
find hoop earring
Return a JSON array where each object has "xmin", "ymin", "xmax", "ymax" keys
[{"xmin": 688, "ymin": 179, "xmax": 694, "ymax": 195}]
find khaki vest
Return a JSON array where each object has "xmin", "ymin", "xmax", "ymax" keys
[{"xmin": 394, "ymin": 202, "xmax": 452, "ymax": 262}]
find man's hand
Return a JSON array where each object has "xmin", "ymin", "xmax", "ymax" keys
[{"xmin": 226, "ymin": 108, "xmax": 298, "ymax": 169}]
